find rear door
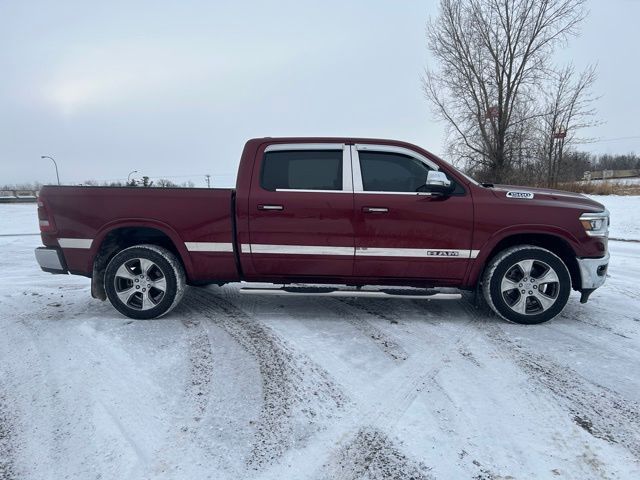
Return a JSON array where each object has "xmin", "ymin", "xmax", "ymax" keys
[
  {"xmin": 352, "ymin": 144, "xmax": 474, "ymax": 281},
  {"xmin": 246, "ymin": 143, "xmax": 355, "ymax": 277}
]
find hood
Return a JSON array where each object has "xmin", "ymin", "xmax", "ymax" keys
[{"xmin": 487, "ymin": 184, "xmax": 605, "ymax": 212}]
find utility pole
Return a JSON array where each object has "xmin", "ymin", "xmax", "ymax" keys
[
  {"xmin": 205, "ymin": 174, "xmax": 211, "ymax": 188},
  {"xmin": 41, "ymin": 156, "xmax": 60, "ymax": 185}
]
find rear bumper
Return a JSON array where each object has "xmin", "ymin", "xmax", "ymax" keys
[
  {"xmin": 35, "ymin": 247, "xmax": 68, "ymax": 274},
  {"xmin": 577, "ymin": 252, "xmax": 609, "ymax": 290}
]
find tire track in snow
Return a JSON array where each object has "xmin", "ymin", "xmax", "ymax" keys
[
  {"xmin": 179, "ymin": 313, "xmax": 215, "ymax": 418},
  {"xmin": 256, "ymin": 298, "xmax": 485, "ymax": 477},
  {"xmin": 187, "ymin": 289, "xmax": 348, "ymax": 469},
  {"xmin": 333, "ymin": 299, "xmax": 409, "ymax": 361},
  {"xmin": 485, "ymin": 325, "xmax": 640, "ymax": 458},
  {"xmin": 0, "ymin": 392, "xmax": 18, "ymax": 480},
  {"xmin": 321, "ymin": 427, "xmax": 434, "ymax": 480}
]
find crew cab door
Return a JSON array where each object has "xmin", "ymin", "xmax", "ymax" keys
[
  {"xmin": 246, "ymin": 143, "xmax": 354, "ymax": 277},
  {"xmin": 352, "ymin": 144, "xmax": 474, "ymax": 281}
]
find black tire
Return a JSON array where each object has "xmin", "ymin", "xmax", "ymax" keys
[
  {"xmin": 104, "ymin": 244, "xmax": 185, "ymax": 319},
  {"xmin": 482, "ymin": 245, "xmax": 571, "ymax": 324}
]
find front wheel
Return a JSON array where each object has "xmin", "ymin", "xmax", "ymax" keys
[
  {"xmin": 105, "ymin": 244, "xmax": 185, "ymax": 319},
  {"xmin": 482, "ymin": 246, "xmax": 571, "ymax": 324}
]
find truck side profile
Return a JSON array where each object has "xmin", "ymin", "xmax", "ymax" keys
[{"xmin": 35, "ymin": 137, "xmax": 610, "ymax": 324}]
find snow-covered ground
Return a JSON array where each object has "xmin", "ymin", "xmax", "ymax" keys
[
  {"xmin": 1, "ymin": 198, "xmax": 639, "ymax": 480},
  {"xmin": 586, "ymin": 195, "xmax": 640, "ymax": 241}
]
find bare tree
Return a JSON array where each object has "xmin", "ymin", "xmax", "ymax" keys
[
  {"xmin": 155, "ymin": 178, "xmax": 178, "ymax": 188},
  {"xmin": 424, "ymin": 0, "xmax": 587, "ymax": 182},
  {"xmin": 538, "ymin": 64, "xmax": 599, "ymax": 187}
]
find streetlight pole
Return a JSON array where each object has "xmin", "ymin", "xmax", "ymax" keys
[
  {"xmin": 41, "ymin": 156, "xmax": 60, "ymax": 185},
  {"xmin": 127, "ymin": 170, "xmax": 138, "ymax": 184},
  {"xmin": 205, "ymin": 174, "xmax": 211, "ymax": 188}
]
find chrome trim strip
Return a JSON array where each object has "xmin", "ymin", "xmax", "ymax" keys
[
  {"xmin": 242, "ymin": 243, "xmax": 479, "ymax": 259},
  {"xmin": 185, "ymin": 242, "xmax": 233, "ymax": 252},
  {"xmin": 58, "ymin": 238, "xmax": 92, "ymax": 249},
  {"xmin": 264, "ymin": 143, "xmax": 344, "ymax": 152},
  {"xmin": 356, "ymin": 247, "xmax": 478, "ymax": 259},
  {"xmin": 250, "ymin": 244, "xmax": 354, "ymax": 256}
]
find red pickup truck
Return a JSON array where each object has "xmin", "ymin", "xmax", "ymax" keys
[{"xmin": 34, "ymin": 137, "xmax": 610, "ymax": 324}]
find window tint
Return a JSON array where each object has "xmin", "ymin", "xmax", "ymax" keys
[
  {"xmin": 359, "ymin": 151, "xmax": 433, "ymax": 192},
  {"xmin": 261, "ymin": 150, "xmax": 343, "ymax": 191}
]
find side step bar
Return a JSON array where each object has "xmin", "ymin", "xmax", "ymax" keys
[{"xmin": 239, "ymin": 286, "xmax": 462, "ymax": 300}]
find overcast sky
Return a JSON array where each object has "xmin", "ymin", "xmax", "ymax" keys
[{"xmin": 2, "ymin": 0, "xmax": 639, "ymax": 187}]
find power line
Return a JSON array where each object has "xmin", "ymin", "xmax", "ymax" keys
[{"xmin": 97, "ymin": 172, "xmax": 235, "ymax": 183}]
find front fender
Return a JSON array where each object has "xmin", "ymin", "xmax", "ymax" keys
[{"xmin": 464, "ymin": 224, "xmax": 580, "ymax": 288}]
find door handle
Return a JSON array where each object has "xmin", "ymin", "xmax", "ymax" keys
[
  {"xmin": 258, "ymin": 204, "xmax": 284, "ymax": 211},
  {"xmin": 362, "ymin": 207, "xmax": 388, "ymax": 213}
]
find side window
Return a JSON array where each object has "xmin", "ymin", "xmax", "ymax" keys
[
  {"xmin": 359, "ymin": 151, "xmax": 433, "ymax": 192},
  {"xmin": 261, "ymin": 150, "xmax": 343, "ymax": 191}
]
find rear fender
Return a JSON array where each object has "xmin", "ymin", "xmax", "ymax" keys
[{"xmin": 90, "ymin": 219, "xmax": 194, "ymax": 278}]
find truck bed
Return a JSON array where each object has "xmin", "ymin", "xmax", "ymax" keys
[{"xmin": 39, "ymin": 186, "xmax": 239, "ymax": 283}]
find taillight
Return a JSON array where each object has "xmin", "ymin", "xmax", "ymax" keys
[{"xmin": 37, "ymin": 198, "xmax": 57, "ymax": 233}]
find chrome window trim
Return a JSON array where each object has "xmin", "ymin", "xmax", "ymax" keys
[
  {"xmin": 352, "ymin": 143, "xmax": 441, "ymax": 194},
  {"xmin": 274, "ymin": 189, "xmax": 352, "ymax": 194},
  {"xmin": 263, "ymin": 143, "xmax": 352, "ymax": 193},
  {"xmin": 264, "ymin": 143, "xmax": 344, "ymax": 152}
]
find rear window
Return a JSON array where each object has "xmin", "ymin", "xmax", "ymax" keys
[{"xmin": 261, "ymin": 150, "xmax": 343, "ymax": 191}]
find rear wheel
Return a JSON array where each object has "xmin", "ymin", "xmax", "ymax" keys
[
  {"xmin": 482, "ymin": 245, "xmax": 571, "ymax": 324},
  {"xmin": 105, "ymin": 244, "xmax": 185, "ymax": 319}
]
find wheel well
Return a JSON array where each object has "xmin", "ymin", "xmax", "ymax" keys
[
  {"xmin": 91, "ymin": 227, "xmax": 186, "ymax": 300},
  {"xmin": 483, "ymin": 234, "xmax": 581, "ymax": 290}
]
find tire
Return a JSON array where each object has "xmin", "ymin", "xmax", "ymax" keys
[
  {"xmin": 104, "ymin": 244, "xmax": 185, "ymax": 319},
  {"xmin": 482, "ymin": 245, "xmax": 571, "ymax": 324}
]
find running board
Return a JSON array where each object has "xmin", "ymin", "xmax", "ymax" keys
[{"xmin": 239, "ymin": 286, "xmax": 461, "ymax": 300}]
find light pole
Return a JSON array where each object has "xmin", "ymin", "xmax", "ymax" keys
[
  {"xmin": 41, "ymin": 156, "xmax": 60, "ymax": 185},
  {"xmin": 205, "ymin": 174, "xmax": 211, "ymax": 188},
  {"xmin": 127, "ymin": 170, "xmax": 138, "ymax": 184}
]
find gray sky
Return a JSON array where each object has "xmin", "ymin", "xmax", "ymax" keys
[{"xmin": 2, "ymin": 0, "xmax": 639, "ymax": 187}]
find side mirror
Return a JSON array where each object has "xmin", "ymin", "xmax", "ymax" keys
[{"xmin": 425, "ymin": 170, "xmax": 453, "ymax": 195}]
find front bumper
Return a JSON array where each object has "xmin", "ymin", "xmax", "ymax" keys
[
  {"xmin": 577, "ymin": 251, "xmax": 609, "ymax": 294},
  {"xmin": 35, "ymin": 247, "xmax": 68, "ymax": 274}
]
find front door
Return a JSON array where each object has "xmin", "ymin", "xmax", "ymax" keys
[
  {"xmin": 247, "ymin": 144, "xmax": 355, "ymax": 277},
  {"xmin": 352, "ymin": 144, "xmax": 474, "ymax": 281}
]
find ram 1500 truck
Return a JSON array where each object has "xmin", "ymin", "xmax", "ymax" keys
[{"xmin": 34, "ymin": 137, "xmax": 610, "ymax": 324}]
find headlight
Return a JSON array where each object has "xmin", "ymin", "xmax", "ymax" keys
[{"xmin": 580, "ymin": 210, "xmax": 609, "ymax": 237}]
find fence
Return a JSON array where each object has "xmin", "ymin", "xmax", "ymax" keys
[
  {"xmin": 583, "ymin": 169, "xmax": 640, "ymax": 181},
  {"xmin": 0, "ymin": 190, "xmax": 38, "ymax": 203}
]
